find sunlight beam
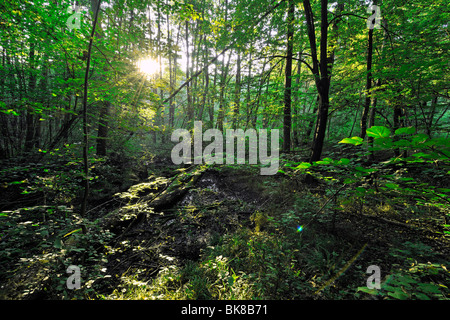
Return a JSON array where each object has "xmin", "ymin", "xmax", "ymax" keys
[{"xmin": 137, "ymin": 58, "xmax": 161, "ymax": 77}]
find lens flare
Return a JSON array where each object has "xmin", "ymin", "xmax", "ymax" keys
[
  {"xmin": 137, "ymin": 58, "xmax": 161, "ymax": 76},
  {"xmin": 297, "ymin": 225, "xmax": 304, "ymax": 232}
]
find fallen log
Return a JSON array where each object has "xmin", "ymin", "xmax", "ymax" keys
[{"xmin": 99, "ymin": 165, "xmax": 206, "ymax": 233}]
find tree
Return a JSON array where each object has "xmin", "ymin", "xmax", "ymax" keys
[
  {"xmin": 283, "ymin": 0, "xmax": 295, "ymax": 152},
  {"xmin": 302, "ymin": 0, "xmax": 332, "ymax": 162},
  {"xmin": 80, "ymin": 0, "xmax": 102, "ymax": 226}
]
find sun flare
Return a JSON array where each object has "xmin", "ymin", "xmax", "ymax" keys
[{"xmin": 137, "ymin": 58, "xmax": 161, "ymax": 76}]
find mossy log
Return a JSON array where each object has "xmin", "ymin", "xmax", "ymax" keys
[{"xmin": 100, "ymin": 165, "xmax": 206, "ymax": 232}]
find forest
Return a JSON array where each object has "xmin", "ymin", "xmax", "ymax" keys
[{"xmin": 0, "ymin": 0, "xmax": 449, "ymax": 302}]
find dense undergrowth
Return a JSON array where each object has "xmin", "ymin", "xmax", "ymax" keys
[{"xmin": 0, "ymin": 134, "xmax": 449, "ymax": 300}]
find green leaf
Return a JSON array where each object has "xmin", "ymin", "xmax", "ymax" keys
[
  {"xmin": 355, "ymin": 166, "xmax": 377, "ymax": 173},
  {"xmin": 295, "ymin": 162, "xmax": 312, "ymax": 170},
  {"xmin": 356, "ymin": 186, "xmax": 366, "ymax": 194},
  {"xmin": 54, "ymin": 238, "xmax": 62, "ymax": 249},
  {"xmin": 411, "ymin": 152, "xmax": 431, "ymax": 158},
  {"xmin": 417, "ymin": 283, "xmax": 441, "ymax": 294},
  {"xmin": 366, "ymin": 126, "xmax": 391, "ymax": 139},
  {"xmin": 339, "ymin": 158, "xmax": 350, "ymax": 165},
  {"xmin": 9, "ymin": 180, "xmax": 27, "ymax": 185},
  {"xmin": 387, "ymin": 290, "xmax": 409, "ymax": 300},
  {"xmin": 393, "ymin": 139, "xmax": 411, "ymax": 147},
  {"xmin": 339, "ymin": 136, "xmax": 363, "ymax": 146},
  {"xmin": 315, "ymin": 158, "xmax": 332, "ymax": 165},
  {"xmin": 2, "ymin": 109, "xmax": 20, "ymax": 116},
  {"xmin": 414, "ymin": 292, "xmax": 431, "ymax": 300},
  {"xmin": 385, "ymin": 183, "xmax": 399, "ymax": 189},
  {"xmin": 395, "ymin": 127, "xmax": 415, "ymax": 135},
  {"xmin": 411, "ymin": 133, "xmax": 429, "ymax": 145}
]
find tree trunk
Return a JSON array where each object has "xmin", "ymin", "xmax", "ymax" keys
[
  {"xmin": 24, "ymin": 42, "xmax": 37, "ymax": 153},
  {"xmin": 367, "ymin": 80, "xmax": 381, "ymax": 161},
  {"xmin": 293, "ymin": 50, "xmax": 302, "ymax": 148},
  {"xmin": 92, "ymin": 1, "xmax": 109, "ymax": 156},
  {"xmin": 283, "ymin": 0, "xmax": 295, "ymax": 152},
  {"xmin": 185, "ymin": 20, "xmax": 193, "ymax": 126},
  {"xmin": 96, "ymin": 100, "xmax": 109, "ymax": 156},
  {"xmin": 217, "ymin": 51, "xmax": 231, "ymax": 132},
  {"xmin": 81, "ymin": 0, "xmax": 102, "ymax": 225},
  {"xmin": 360, "ymin": 28, "xmax": 374, "ymax": 140},
  {"xmin": 233, "ymin": 50, "xmax": 241, "ymax": 128},
  {"xmin": 307, "ymin": 0, "xmax": 331, "ymax": 162}
]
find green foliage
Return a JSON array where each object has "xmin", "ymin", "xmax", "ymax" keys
[
  {"xmin": 0, "ymin": 0, "xmax": 448, "ymax": 302},
  {"xmin": 336, "ymin": 126, "xmax": 449, "ymax": 208},
  {"xmin": 338, "ymin": 137, "xmax": 364, "ymax": 146},
  {"xmin": 0, "ymin": 205, "xmax": 114, "ymax": 299},
  {"xmin": 357, "ymin": 242, "xmax": 449, "ymax": 300},
  {"xmin": 366, "ymin": 126, "xmax": 391, "ymax": 139}
]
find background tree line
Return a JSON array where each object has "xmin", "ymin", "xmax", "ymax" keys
[{"xmin": 0, "ymin": 0, "xmax": 448, "ymax": 166}]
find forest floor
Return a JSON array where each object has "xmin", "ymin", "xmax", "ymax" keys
[{"xmin": 0, "ymin": 148, "xmax": 449, "ymax": 300}]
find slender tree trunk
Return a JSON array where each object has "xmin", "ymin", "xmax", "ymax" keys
[
  {"xmin": 170, "ymin": 23, "xmax": 182, "ymax": 128},
  {"xmin": 167, "ymin": 10, "xmax": 173, "ymax": 128},
  {"xmin": 185, "ymin": 20, "xmax": 193, "ymax": 126},
  {"xmin": 247, "ymin": 44, "xmax": 254, "ymax": 127},
  {"xmin": 209, "ymin": 54, "xmax": 217, "ymax": 127},
  {"xmin": 367, "ymin": 80, "xmax": 381, "ymax": 160},
  {"xmin": 199, "ymin": 41, "xmax": 210, "ymax": 121},
  {"xmin": 217, "ymin": 51, "xmax": 231, "ymax": 132},
  {"xmin": 233, "ymin": 49, "xmax": 241, "ymax": 128},
  {"xmin": 283, "ymin": 0, "xmax": 295, "ymax": 152},
  {"xmin": 81, "ymin": 0, "xmax": 102, "ymax": 227},
  {"xmin": 96, "ymin": 101, "xmax": 109, "ymax": 156},
  {"xmin": 393, "ymin": 101, "xmax": 405, "ymax": 157},
  {"xmin": 293, "ymin": 50, "xmax": 302, "ymax": 148},
  {"xmin": 24, "ymin": 42, "xmax": 36, "ymax": 153},
  {"xmin": 92, "ymin": 2, "xmax": 109, "ymax": 156},
  {"xmin": 360, "ymin": 27, "xmax": 374, "ymax": 140}
]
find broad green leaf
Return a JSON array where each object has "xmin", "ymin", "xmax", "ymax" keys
[
  {"xmin": 339, "ymin": 136, "xmax": 363, "ymax": 146},
  {"xmin": 339, "ymin": 158, "xmax": 350, "ymax": 165},
  {"xmin": 414, "ymin": 292, "xmax": 431, "ymax": 300},
  {"xmin": 387, "ymin": 290, "xmax": 409, "ymax": 300},
  {"xmin": 417, "ymin": 283, "xmax": 441, "ymax": 294},
  {"xmin": 315, "ymin": 158, "xmax": 332, "ymax": 165},
  {"xmin": 395, "ymin": 127, "xmax": 415, "ymax": 135},
  {"xmin": 366, "ymin": 126, "xmax": 391, "ymax": 139},
  {"xmin": 411, "ymin": 133, "xmax": 429, "ymax": 145},
  {"xmin": 393, "ymin": 139, "xmax": 411, "ymax": 147},
  {"xmin": 295, "ymin": 162, "xmax": 311, "ymax": 170}
]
